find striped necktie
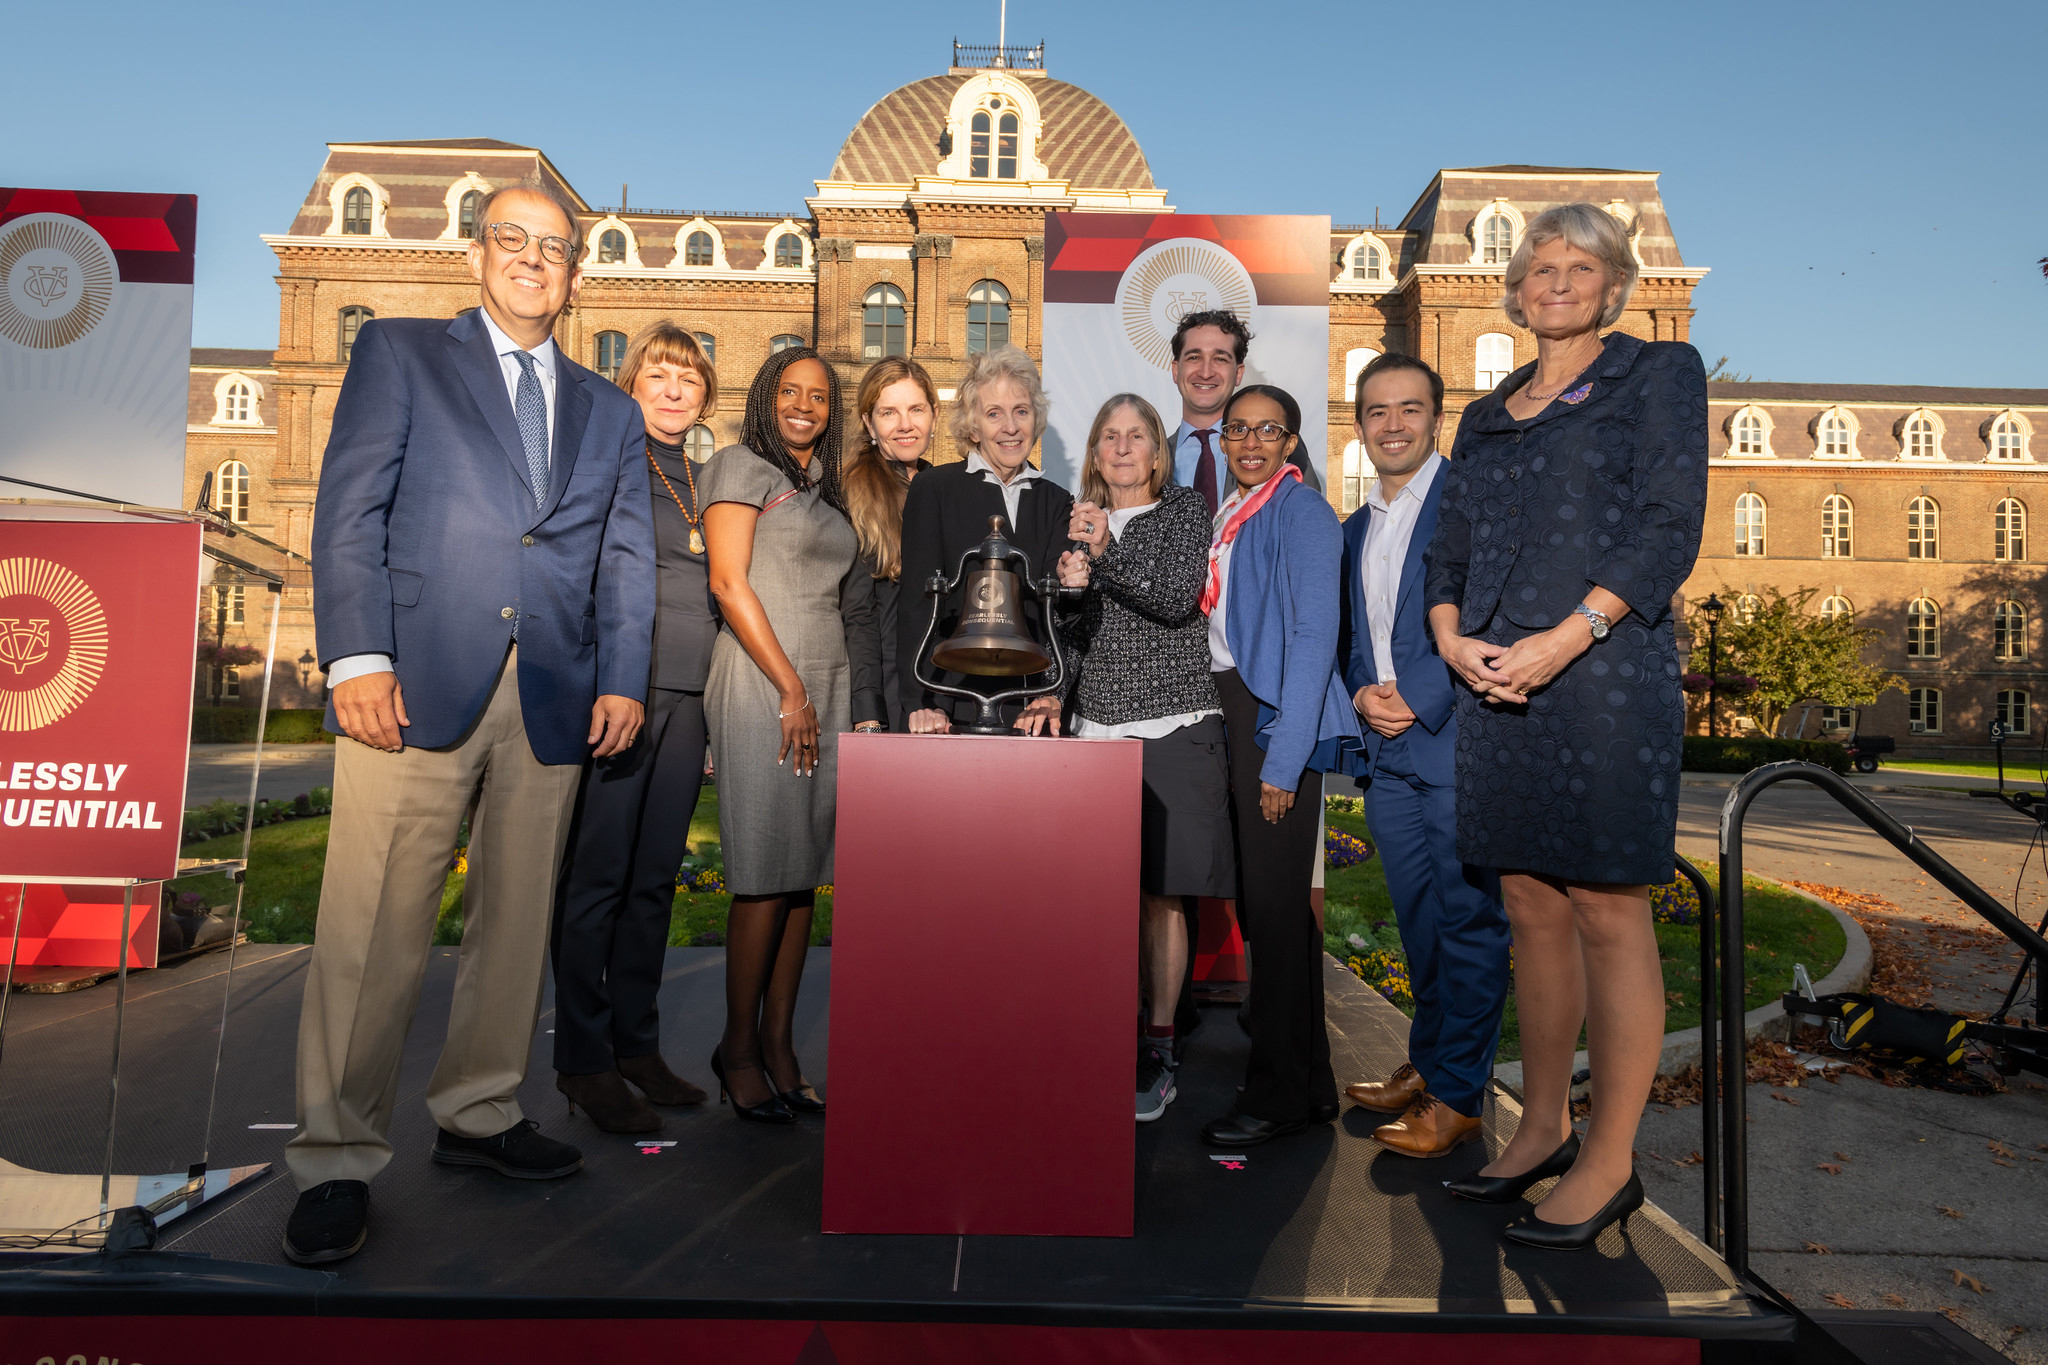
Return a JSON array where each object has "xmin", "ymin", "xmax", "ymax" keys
[{"xmin": 511, "ymin": 350, "xmax": 550, "ymax": 509}]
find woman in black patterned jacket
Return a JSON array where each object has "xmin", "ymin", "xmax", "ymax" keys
[{"xmin": 1063, "ymin": 394, "xmax": 1234, "ymax": 1124}]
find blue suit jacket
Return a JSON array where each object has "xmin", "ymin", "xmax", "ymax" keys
[
  {"xmin": 312, "ymin": 312, "xmax": 655, "ymax": 764},
  {"xmin": 1338, "ymin": 467, "xmax": 1457, "ymax": 786},
  {"xmin": 1221, "ymin": 475, "xmax": 1363, "ymax": 789}
]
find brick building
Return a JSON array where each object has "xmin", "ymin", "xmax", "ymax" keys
[{"xmin": 184, "ymin": 47, "xmax": 2039, "ymax": 757}]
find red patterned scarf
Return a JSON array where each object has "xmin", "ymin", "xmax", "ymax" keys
[{"xmin": 1201, "ymin": 464, "xmax": 1300, "ymax": 616}]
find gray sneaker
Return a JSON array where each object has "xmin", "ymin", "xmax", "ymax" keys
[{"xmin": 1136, "ymin": 1043, "xmax": 1177, "ymax": 1122}]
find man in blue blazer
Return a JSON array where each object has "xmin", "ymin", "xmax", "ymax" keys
[
  {"xmin": 285, "ymin": 184, "xmax": 655, "ymax": 1265},
  {"xmin": 1337, "ymin": 354, "xmax": 1509, "ymax": 1159}
]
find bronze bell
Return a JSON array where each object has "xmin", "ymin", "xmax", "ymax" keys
[{"xmin": 930, "ymin": 516, "xmax": 1052, "ymax": 676}]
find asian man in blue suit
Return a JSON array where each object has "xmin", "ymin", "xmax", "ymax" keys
[
  {"xmin": 285, "ymin": 183, "xmax": 656, "ymax": 1264},
  {"xmin": 1337, "ymin": 353, "xmax": 1509, "ymax": 1159}
]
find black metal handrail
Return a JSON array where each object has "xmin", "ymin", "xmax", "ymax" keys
[{"xmin": 1711, "ymin": 760, "xmax": 2048, "ymax": 1276}]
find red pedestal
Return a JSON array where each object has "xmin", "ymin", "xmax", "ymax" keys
[
  {"xmin": 0, "ymin": 881, "xmax": 162, "ymax": 969},
  {"xmin": 825, "ymin": 733, "xmax": 1142, "ymax": 1237}
]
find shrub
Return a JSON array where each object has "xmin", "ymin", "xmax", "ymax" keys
[
  {"xmin": 1682, "ymin": 736, "xmax": 1849, "ymax": 775},
  {"xmin": 189, "ymin": 708, "xmax": 333, "ymax": 744}
]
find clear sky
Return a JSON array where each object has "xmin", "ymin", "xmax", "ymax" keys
[{"xmin": 14, "ymin": 0, "xmax": 2044, "ymax": 386}]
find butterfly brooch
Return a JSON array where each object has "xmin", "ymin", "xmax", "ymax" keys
[{"xmin": 1558, "ymin": 383, "xmax": 1594, "ymax": 406}]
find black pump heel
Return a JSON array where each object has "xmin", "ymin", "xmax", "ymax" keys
[
  {"xmin": 1443, "ymin": 1132, "xmax": 1580, "ymax": 1204},
  {"xmin": 709, "ymin": 1048, "xmax": 796, "ymax": 1125},
  {"xmin": 1501, "ymin": 1170, "xmax": 1644, "ymax": 1251}
]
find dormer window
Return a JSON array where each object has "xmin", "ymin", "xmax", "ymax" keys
[
  {"xmin": 458, "ymin": 190, "xmax": 481, "ymax": 240},
  {"xmin": 684, "ymin": 231, "xmax": 714, "ymax": 267},
  {"xmin": 1351, "ymin": 242, "xmax": 1383, "ymax": 281},
  {"xmin": 342, "ymin": 187, "xmax": 372, "ymax": 236},
  {"xmin": 970, "ymin": 97, "xmax": 1019, "ymax": 179},
  {"xmin": 597, "ymin": 229, "xmax": 626, "ymax": 264},
  {"xmin": 1480, "ymin": 211, "xmax": 1514, "ymax": 265},
  {"xmin": 774, "ymin": 233, "xmax": 804, "ymax": 268}
]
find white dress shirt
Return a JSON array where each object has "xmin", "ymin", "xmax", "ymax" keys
[
  {"xmin": 1208, "ymin": 489, "xmax": 1243, "ymax": 672},
  {"xmin": 964, "ymin": 450, "xmax": 1042, "ymax": 530},
  {"xmin": 1358, "ymin": 451, "xmax": 1444, "ymax": 685},
  {"xmin": 1071, "ymin": 500, "xmax": 1222, "ymax": 740},
  {"xmin": 327, "ymin": 308, "xmax": 562, "ymax": 687}
]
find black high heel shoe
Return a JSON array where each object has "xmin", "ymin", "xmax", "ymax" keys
[
  {"xmin": 776, "ymin": 1082, "xmax": 826, "ymax": 1115},
  {"xmin": 1443, "ymin": 1132, "xmax": 1580, "ymax": 1204},
  {"xmin": 1501, "ymin": 1169, "xmax": 1643, "ymax": 1251},
  {"xmin": 709, "ymin": 1048, "xmax": 795, "ymax": 1125}
]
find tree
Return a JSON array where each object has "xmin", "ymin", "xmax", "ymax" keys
[
  {"xmin": 1704, "ymin": 354, "xmax": 1752, "ymax": 382},
  {"xmin": 1685, "ymin": 586, "xmax": 1898, "ymax": 737}
]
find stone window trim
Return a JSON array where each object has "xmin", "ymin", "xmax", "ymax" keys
[
  {"xmin": 1810, "ymin": 405, "xmax": 1861, "ymax": 461},
  {"xmin": 581, "ymin": 215, "xmax": 643, "ymax": 270},
  {"xmin": 209, "ymin": 371, "xmax": 266, "ymax": 427},
  {"xmin": 754, "ymin": 219, "xmax": 815, "ymax": 274},
  {"xmin": 1994, "ymin": 599, "xmax": 2028, "ymax": 663},
  {"xmin": 1733, "ymin": 491, "xmax": 1766, "ymax": 557},
  {"xmin": 1340, "ymin": 348, "xmax": 1381, "ymax": 403},
  {"xmin": 1338, "ymin": 231, "xmax": 1391, "ymax": 286},
  {"xmin": 1984, "ymin": 409, "xmax": 2034, "ymax": 463},
  {"xmin": 1819, "ymin": 594, "xmax": 1854, "ymax": 622},
  {"xmin": 965, "ymin": 278, "xmax": 1012, "ymax": 354},
  {"xmin": 439, "ymin": 173, "xmax": 495, "ymax": 241},
  {"xmin": 337, "ymin": 305, "xmax": 375, "ymax": 364},
  {"xmin": 1475, "ymin": 332, "xmax": 1516, "ymax": 392},
  {"xmin": 935, "ymin": 73, "xmax": 1049, "ymax": 183},
  {"xmin": 671, "ymin": 218, "xmax": 729, "ymax": 272},
  {"xmin": 1905, "ymin": 598, "xmax": 1941, "ymax": 659},
  {"xmin": 325, "ymin": 172, "xmax": 391, "ymax": 238},
  {"xmin": 1724, "ymin": 405, "xmax": 1775, "ymax": 459},
  {"xmin": 1995, "ymin": 497, "xmax": 2027, "ymax": 563},
  {"xmin": 1906, "ymin": 495, "xmax": 1940, "ymax": 561},
  {"xmin": 1895, "ymin": 407, "xmax": 1946, "ymax": 462},
  {"xmin": 216, "ymin": 459, "xmax": 253, "ymax": 525},
  {"xmin": 1820, "ymin": 492, "xmax": 1853, "ymax": 559},
  {"xmin": 1467, "ymin": 199, "xmax": 1526, "ymax": 268}
]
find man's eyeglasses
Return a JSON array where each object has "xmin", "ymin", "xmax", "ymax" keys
[
  {"xmin": 480, "ymin": 222, "xmax": 575, "ymax": 266},
  {"xmin": 1221, "ymin": 420, "xmax": 1294, "ymax": 444}
]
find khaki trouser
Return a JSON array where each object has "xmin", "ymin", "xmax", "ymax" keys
[{"xmin": 287, "ymin": 647, "xmax": 581, "ymax": 1189}]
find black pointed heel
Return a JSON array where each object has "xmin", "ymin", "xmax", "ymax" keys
[
  {"xmin": 777, "ymin": 1085, "xmax": 825, "ymax": 1115},
  {"xmin": 1443, "ymin": 1132, "xmax": 1581, "ymax": 1204},
  {"xmin": 1501, "ymin": 1169, "xmax": 1644, "ymax": 1251},
  {"xmin": 709, "ymin": 1048, "xmax": 796, "ymax": 1125}
]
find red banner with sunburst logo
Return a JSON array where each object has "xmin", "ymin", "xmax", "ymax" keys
[{"xmin": 0, "ymin": 516, "xmax": 201, "ymax": 879}]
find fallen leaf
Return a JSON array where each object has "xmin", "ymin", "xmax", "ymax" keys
[
  {"xmin": 1989, "ymin": 1140, "xmax": 2017, "ymax": 1158},
  {"xmin": 1816, "ymin": 1162, "xmax": 1843, "ymax": 1175},
  {"xmin": 1993, "ymin": 1159, "xmax": 2016, "ymax": 1168},
  {"xmin": 1832, "ymin": 1151, "xmax": 1852, "ymax": 1162},
  {"xmin": 1938, "ymin": 1206, "xmax": 1965, "ymax": 1219},
  {"xmin": 1804, "ymin": 1241, "xmax": 1832, "ymax": 1254},
  {"xmin": 1823, "ymin": 1292, "xmax": 1855, "ymax": 1308},
  {"xmin": 1676, "ymin": 1150, "xmax": 1704, "ymax": 1166},
  {"xmin": 1939, "ymin": 1307, "xmax": 1966, "ymax": 1325},
  {"xmin": 1882, "ymin": 1294, "xmax": 1907, "ymax": 1307},
  {"xmin": 1951, "ymin": 1269, "xmax": 1986, "ymax": 1294}
]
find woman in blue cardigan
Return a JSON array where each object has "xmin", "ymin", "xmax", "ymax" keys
[{"xmin": 1198, "ymin": 384, "xmax": 1362, "ymax": 1148}]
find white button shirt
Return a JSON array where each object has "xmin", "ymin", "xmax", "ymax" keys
[
  {"xmin": 1358, "ymin": 451, "xmax": 1445, "ymax": 685},
  {"xmin": 1208, "ymin": 490, "xmax": 1243, "ymax": 672},
  {"xmin": 964, "ymin": 450, "xmax": 1042, "ymax": 530},
  {"xmin": 327, "ymin": 307, "xmax": 561, "ymax": 687}
]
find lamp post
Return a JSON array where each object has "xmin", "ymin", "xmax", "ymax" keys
[
  {"xmin": 297, "ymin": 649, "xmax": 317, "ymax": 700},
  {"xmin": 1703, "ymin": 593, "xmax": 1725, "ymax": 739}
]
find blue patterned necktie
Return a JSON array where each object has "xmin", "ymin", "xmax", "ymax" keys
[{"xmin": 511, "ymin": 350, "xmax": 550, "ymax": 509}]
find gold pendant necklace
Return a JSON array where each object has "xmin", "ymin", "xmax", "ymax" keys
[{"xmin": 649, "ymin": 447, "xmax": 705, "ymax": 554}]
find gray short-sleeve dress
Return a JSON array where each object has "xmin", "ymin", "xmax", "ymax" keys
[{"xmin": 700, "ymin": 445, "xmax": 859, "ymax": 896}]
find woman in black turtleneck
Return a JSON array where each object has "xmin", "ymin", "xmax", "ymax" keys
[{"xmin": 550, "ymin": 321, "xmax": 721, "ymax": 1133}]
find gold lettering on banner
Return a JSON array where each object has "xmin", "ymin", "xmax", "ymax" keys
[
  {"xmin": 0, "ymin": 618, "xmax": 52, "ymax": 674},
  {"xmin": 0, "ymin": 559, "xmax": 110, "ymax": 731}
]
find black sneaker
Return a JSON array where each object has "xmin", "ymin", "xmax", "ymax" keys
[
  {"xmin": 282, "ymin": 1179, "xmax": 369, "ymax": 1265},
  {"xmin": 432, "ymin": 1118, "xmax": 582, "ymax": 1179},
  {"xmin": 1136, "ymin": 1044, "xmax": 1177, "ymax": 1123}
]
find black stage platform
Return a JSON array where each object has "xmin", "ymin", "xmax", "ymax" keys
[{"xmin": 0, "ymin": 943, "xmax": 1801, "ymax": 1362}]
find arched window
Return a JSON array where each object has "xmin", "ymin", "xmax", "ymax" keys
[
  {"xmin": 970, "ymin": 110, "xmax": 992, "ymax": 178},
  {"xmin": 337, "ymin": 306, "xmax": 373, "ymax": 363},
  {"xmin": 1995, "ymin": 600, "xmax": 2028, "ymax": 662},
  {"xmin": 997, "ymin": 111, "xmax": 1019, "ymax": 179},
  {"xmin": 1351, "ymin": 242, "xmax": 1384, "ymax": 281},
  {"xmin": 596, "ymin": 229, "xmax": 626, "ymax": 264},
  {"xmin": 966, "ymin": 279, "xmax": 1010, "ymax": 354},
  {"xmin": 458, "ymin": 189, "xmax": 482, "ymax": 240},
  {"xmin": 1734, "ymin": 593, "xmax": 1762, "ymax": 624},
  {"xmin": 863, "ymin": 284, "xmax": 906, "ymax": 360},
  {"xmin": 1906, "ymin": 598, "xmax": 1941, "ymax": 658},
  {"xmin": 1991, "ymin": 414, "xmax": 2028, "ymax": 461},
  {"xmin": 1734, "ymin": 492, "xmax": 1766, "ymax": 556},
  {"xmin": 1475, "ymin": 333, "xmax": 1515, "ymax": 390},
  {"xmin": 770, "ymin": 334, "xmax": 806, "ymax": 354},
  {"xmin": 774, "ymin": 233, "xmax": 804, "ymax": 268},
  {"xmin": 1821, "ymin": 493, "xmax": 1852, "ymax": 558},
  {"xmin": 692, "ymin": 333, "xmax": 716, "ymax": 365},
  {"xmin": 1342, "ymin": 348, "xmax": 1381, "ymax": 402},
  {"xmin": 1340, "ymin": 440, "xmax": 1367, "ymax": 516},
  {"xmin": 595, "ymin": 331, "xmax": 627, "ymax": 382},
  {"xmin": 212, "ymin": 584, "xmax": 246, "ymax": 627},
  {"xmin": 1996, "ymin": 498, "xmax": 2027, "ymax": 561},
  {"xmin": 1908, "ymin": 687, "xmax": 1942, "ymax": 734},
  {"xmin": 684, "ymin": 425, "xmax": 716, "ymax": 460},
  {"xmin": 1731, "ymin": 406, "xmax": 1770, "ymax": 457},
  {"xmin": 1998, "ymin": 689, "xmax": 2031, "ymax": 736},
  {"xmin": 1817, "ymin": 409, "xmax": 1854, "ymax": 458},
  {"xmin": 216, "ymin": 460, "xmax": 251, "ymax": 524},
  {"xmin": 1820, "ymin": 594, "xmax": 1853, "ymax": 622},
  {"xmin": 342, "ymin": 186, "xmax": 372, "ymax": 235},
  {"xmin": 1903, "ymin": 411, "xmax": 1939, "ymax": 460},
  {"xmin": 1907, "ymin": 496, "xmax": 1939, "ymax": 559},
  {"xmin": 1480, "ymin": 212, "xmax": 1515, "ymax": 265},
  {"xmin": 684, "ymin": 231, "xmax": 714, "ymax": 267},
  {"xmin": 222, "ymin": 380, "xmax": 253, "ymax": 425}
]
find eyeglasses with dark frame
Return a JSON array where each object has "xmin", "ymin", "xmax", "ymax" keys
[
  {"xmin": 480, "ymin": 221, "xmax": 575, "ymax": 267},
  {"xmin": 1221, "ymin": 420, "xmax": 1295, "ymax": 444}
]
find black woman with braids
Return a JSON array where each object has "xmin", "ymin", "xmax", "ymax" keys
[{"xmin": 700, "ymin": 347, "xmax": 876, "ymax": 1123}]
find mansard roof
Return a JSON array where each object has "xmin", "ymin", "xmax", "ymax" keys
[{"xmin": 828, "ymin": 74, "xmax": 1154, "ymax": 190}]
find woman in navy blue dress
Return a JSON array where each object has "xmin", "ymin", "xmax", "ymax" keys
[{"xmin": 1423, "ymin": 203, "xmax": 1706, "ymax": 1250}]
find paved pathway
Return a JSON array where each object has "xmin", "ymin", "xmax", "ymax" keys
[{"xmin": 184, "ymin": 743, "xmax": 335, "ymax": 807}]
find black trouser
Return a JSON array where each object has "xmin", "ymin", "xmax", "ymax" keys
[
  {"xmin": 1216, "ymin": 668, "xmax": 1334, "ymax": 1122},
  {"xmin": 550, "ymin": 688, "xmax": 707, "ymax": 1075}
]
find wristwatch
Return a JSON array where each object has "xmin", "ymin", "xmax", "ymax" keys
[{"xmin": 1572, "ymin": 603, "xmax": 1612, "ymax": 641}]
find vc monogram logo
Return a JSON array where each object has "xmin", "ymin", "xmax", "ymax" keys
[
  {"xmin": 0, "ymin": 619, "xmax": 52, "ymax": 675},
  {"xmin": 22, "ymin": 265, "xmax": 68, "ymax": 309},
  {"xmin": 1163, "ymin": 290, "xmax": 1209, "ymax": 323}
]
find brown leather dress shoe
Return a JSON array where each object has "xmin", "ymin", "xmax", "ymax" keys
[
  {"xmin": 556, "ymin": 1069, "xmax": 661, "ymax": 1134},
  {"xmin": 1345, "ymin": 1061, "xmax": 1427, "ymax": 1115},
  {"xmin": 1372, "ymin": 1092, "xmax": 1482, "ymax": 1158},
  {"xmin": 616, "ymin": 1053, "xmax": 708, "ymax": 1107}
]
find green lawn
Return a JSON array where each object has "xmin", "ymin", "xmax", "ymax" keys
[
  {"xmin": 1322, "ymin": 808, "xmax": 1845, "ymax": 1062},
  {"xmin": 1882, "ymin": 757, "xmax": 2045, "ymax": 782},
  {"xmin": 172, "ymin": 786, "xmax": 835, "ymax": 948}
]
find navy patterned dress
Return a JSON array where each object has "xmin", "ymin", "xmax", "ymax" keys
[{"xmin": 1423, "ymin": 333, "xmax": 1707, "ymax": 885}]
